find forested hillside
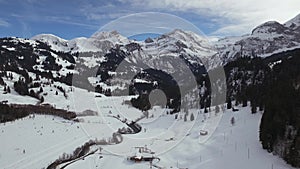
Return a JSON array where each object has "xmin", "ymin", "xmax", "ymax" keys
[{"xmin": 224, "ymin": 49, "xmax": 300, "ymax": 167}]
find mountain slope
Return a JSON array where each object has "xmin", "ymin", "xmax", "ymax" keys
[
  {"xmin": 215, "ymin": 14, "xmax": 300, "ymax": 64},
  {"xmin": 1, "ymin": 13, "xmax": 300, "ymax": 111},
  {"xmin": 31, "ymin": 31, "xmax": 130, "ymax": 53},
  {"xmin": 284, "ymin": 13, "xmax": 300, "ymax": 31}
]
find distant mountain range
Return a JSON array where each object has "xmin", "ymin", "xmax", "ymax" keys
[
  {"xmin": 0, "ymin": 13, "xmax": 299, "ymax": 104},
  {"xmin": 30, "ymin": 13, "xmax": 300, "ymax": 69},
  {"xmin": 216, "ymin": 13, "xmax": 300, "ymax": 64}
]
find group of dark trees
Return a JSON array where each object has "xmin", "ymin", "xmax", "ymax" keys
[
  {"xmin": 0, "ymin": 37, "xmax": 79, "ymax": 102},
  {"xmin": 12, "ymin": 77, "xmax": 47, "ymax": 102},
  {"xmin": 0, "ymin": 103, "xmax": 76, "ymax": 123},
  {"xmin": 224, "ymin": 49, "xmax": 300, "ymax": 167},
  {"xmin": 258, "ymin": 49, "xmax": 300, "ymax": 167},
  {"xmin": 224, "ymin": 56, "xmax": 269, "ymax": 113},
  {"xmin": 0, "ymin": 37, "xmax": 76, "ymax": 79},
  {"xmin": 129, "ymin": 69, "xmax": 181, "ymax": 113},
  {"xmin": 14, "ymin": 78, "xmax": 29, "ymax": 95},
  {"xmin": 95, "ymin": 84, "xmax": 112, "ymax": 96}
]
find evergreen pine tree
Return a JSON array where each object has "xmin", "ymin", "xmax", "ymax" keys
[
  {"xmin": 184, "ymin": 113, "xmax": 187, "ymax": 122},
  {"xmin": 204, "ymin": 107, "xmax": 208, "ymax": 113},
  {"xmin": 227, "ymin": 98, "xmax": 232, "ymax": 109},
  {"xmin": 251, "ymin": 101, "xmax": 257, "ymax": 114},
  {"xmin": 40, "ymin": 96, "xmax": 44, "ymax": 103},
  {"xmin": 242, "ymin": 99, "xmax": 247, "ymax": 107},
  {"xmin": 190, "ymin": 113, "xmax": 194, "ymax": 121},
  {"xmin": 231, "ymin": 117, "xmax": 235, "ymax": 126},
  {"xmin": 39, "ymin": 87, "xmax": 43, "ymax": 93}
]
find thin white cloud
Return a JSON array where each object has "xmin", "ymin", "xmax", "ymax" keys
[
  {"xmin": 120, "ymin": 0, "xmax": 300, "ymax": 36},
  {"xmin": 98, "ymin": 12, "xmax": 205, "ymax": 37},
  {"xmin": 81, "ymin": 3, "xmax": 135, "ymax": 21},
  {"xmin": 12, "ymin": 14, "xmax": 98, "ymax": 29},
  {"xmin": 0, "ymin": 19, "xmax": 10, "ymax": 27},
  {"xmin": 45, "ymin": 16, "xmax": 98, "ymax": 29},
  {"xmin": 212, "ymin": 24, "xmax": 255, "ymax": 36}
]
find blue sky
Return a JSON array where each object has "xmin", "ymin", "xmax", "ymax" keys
[{"xmin": 0, "ymin": 0, "xmax": 299, "ymax": 40}]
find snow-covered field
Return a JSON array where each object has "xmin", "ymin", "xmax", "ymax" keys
[
  {"xmin": 0, "ymin": 95, "xmax": 294, "ymax": 169},
  {"xmin": 0, "ymin": 71, "xmax": 294, "ymax": 169}
]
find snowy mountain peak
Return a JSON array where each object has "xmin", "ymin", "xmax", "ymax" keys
[
  {"xmin": 31, "ymin": 31, "xmax": 130, "ymax": 53},
  {"xmin": 31, "ymin": 33, "xmax": 68, "ymax": 42},
  {"xmin": 166, "ymin": 29, "xmax": 207, "ymax": 42},
  {"xmin": 31, "ymin": 34, "xmax": 69, "ymax": 51},
  {"xmin": 160, "ymin": 29, "xmax": 212, "ymax": 53},
  {"xmin": 215, "ymin": 13, "xmax": 300, "ymax": 65},
  {"xmin": 91, "ymin": 30, "xmax": 120, "ymax": 39},
  {"xmin": 251, "ymin": 21, "xmax": 286, "ymax": 35},
  {"xmin": 90, "ymin": 30, "xmax": 130, "ymax": 44},
  {"xmin": 167, "ymin": 29, "xmax": 188, "ymax": 36}
]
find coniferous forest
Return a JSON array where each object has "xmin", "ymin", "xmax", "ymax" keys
[{"xmin": 224, "ymin": 49, "xmax": 300, "ymax": 167}]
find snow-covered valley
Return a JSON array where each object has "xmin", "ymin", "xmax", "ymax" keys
[{"xmin": 0, "ymin": 101, "xmax": 293, "ymax": 169}]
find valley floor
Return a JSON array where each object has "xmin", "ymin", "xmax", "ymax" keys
[{"xmin": 0, "ymin": 99, "xmax": 295, "ymax": 169}]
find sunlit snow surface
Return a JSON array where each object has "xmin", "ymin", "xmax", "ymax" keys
[
  {"xmin": 0, "ymin": 96, "xmax": 293, "ymax": 169},
  {"xmin": 0, "ymin": 69, "xmax": 292, "ymax": 169}
]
